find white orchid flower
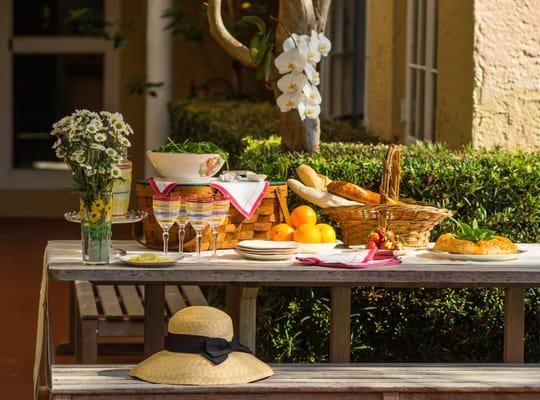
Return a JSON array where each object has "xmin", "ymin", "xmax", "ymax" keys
[
  {"xmin": 304, "ymin": 63, "xmax": 320, "ymax": 85},
  {"xmin": 298, "ymin": 102, "xmax": 321, "ymax": 120},
  {"xmin": 277, "ymin": 92, "xmax": 303, "ymax": 112},
  {"xmin": 298, "ymin": 40, "xmax": 321, "ymax": 65},
  {"xmin": 277, "ymin": 72, "xmax": 308, "ymax": 94},
  {"xmin": 274, "ymin": 48, "xmax": 307, "ymax": 74},
  {"xmin": 303, "ymin": 84, "xmax": 322, "ymax": 105},
  {"xmin": 283, "ymin": 33, "xmax": 310, "ymax": 52},
  {"xmin": 317, "ymin": 32, "xmax": 332, "ymax": 56}
]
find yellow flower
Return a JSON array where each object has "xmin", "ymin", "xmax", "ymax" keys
[
  {"xmin": 88, "ymin": 210, "xmax": 100, "ymax": 223},
  {"xmin": 241, "ymin": 1, "xmax": 251, "ymax": 9},
  {"xmin": 93, "ymin": 199, "xmax": 105, "ymax": 210}
]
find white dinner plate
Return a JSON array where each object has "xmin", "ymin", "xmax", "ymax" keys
[
  {"xmin": 298, "ymin": 241, "xmax": 342, "ymax": 254},
  {"xmin": 236, "ymin": 240, "xmax": 299, "ymax": 251},
  {"xmin": 234, "ymin": 249, "xmax": 295, "ymax": 261},
  {"xmin": 117, "ymin": 253, "xmax": 182, "ymax": 267},
  {"xmin": 428, "ymin": 249, "xmax": 526, "ymax": 262}
]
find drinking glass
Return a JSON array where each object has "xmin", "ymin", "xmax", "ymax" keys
[
  {"xmin": 176, "ymin": 198, "xmax": 188, "ymax": 256},
  {"xmin": 186, "ymin": 195, "xmax": 213, "ymax": 260},
  {"xmin": 152, "ymin": 194, "xmax": 180, "ymax": 255},
  {"xmin": 208, "ymin": 196, "xmax": 231, "ymax": 259}
]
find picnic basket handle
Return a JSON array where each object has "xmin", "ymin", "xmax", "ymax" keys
[
  {"xmin": 379, "ymin": 144, "xmax": 401, "ymax": 205},
  {"xmin": 275, "ymin": 186, "xmax": 292, "ymax": 226}
]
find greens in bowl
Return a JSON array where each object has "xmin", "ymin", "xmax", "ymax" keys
[{"xmin": 147, "ymin": 139, "xmax": 228, "ymax": 183}]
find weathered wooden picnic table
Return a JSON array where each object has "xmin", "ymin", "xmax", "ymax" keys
[{"xmin": 45, "ymin": 241, "xmax": 540, "ymax": 365}]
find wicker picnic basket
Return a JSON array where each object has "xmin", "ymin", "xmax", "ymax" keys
[
  {"xmin": 133, "ymin": 181, "xmax": 290, "ymax": 251},
  {"xmin": 324, "ymin": 145, "xmax": 452, "ymax": 248}
]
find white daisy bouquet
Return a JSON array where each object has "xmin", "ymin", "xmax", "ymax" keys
[
  {"xmin": 51, "ymin": 109, "xmax": 133, "ymax": 196},
  {"xmin": 50, "ymin": 110, "xmax": 133, "ymax": 263},
  {"xmin": 274, "ymin": 30, "xmax": 331, "ymax": 120}
]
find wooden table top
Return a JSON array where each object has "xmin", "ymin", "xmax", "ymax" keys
[{"xmin": 46, "ymin": 241, "xmax": 540, "ymax": 287}]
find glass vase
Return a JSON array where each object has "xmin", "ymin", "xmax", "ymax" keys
[{"xmin": 80, "ymin": 192, "xmax": 113, "ymax": 264}]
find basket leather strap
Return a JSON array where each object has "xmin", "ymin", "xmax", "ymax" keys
[{"xmin": 275, "ymin": 187, "xmax": 292, "ymax": 226}]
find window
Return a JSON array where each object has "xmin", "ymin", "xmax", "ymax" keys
[
  {"xmin": 321, "ymin": 0, "xmax": 367, "ymax": 123},
  {"xmin": 0, "ymin": 0, "xmax": 119, "ymax": 189},
  {"xmin": 405, "ymin": 0, "xmax": 438, "ymax": 142}
]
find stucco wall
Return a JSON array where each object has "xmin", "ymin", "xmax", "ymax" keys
[
  {"xmin": 365, "ymin": 0, "xmax": 406, "ymax": 142},
  {"xmin": 436, "ymin": 0, "xmax": 474, "ymax": 148},
  {"xmin": 472, "ymin": 0, "xmax": 540, "ymax": 149}
]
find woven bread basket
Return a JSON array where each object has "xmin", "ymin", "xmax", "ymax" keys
[
  {"xmin": 133, "ymin": 181, "xmax": 290, "ymax": 251},
  {"xmin": 324, "ymin": 145, "xmax": 452, "ymax": 248}
]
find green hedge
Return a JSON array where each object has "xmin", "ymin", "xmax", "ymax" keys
[
  {"xmin": 238, "ymin": 137, "xmax": 540, "ymax": 363},
  {"xmin": 168, "ymin": 98, "xmax": 377, "ymax": 164}
]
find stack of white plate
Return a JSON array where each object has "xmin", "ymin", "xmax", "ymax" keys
[{"xmin": 235, "ymin": 240, "xmax": 299, "ymax": 261}]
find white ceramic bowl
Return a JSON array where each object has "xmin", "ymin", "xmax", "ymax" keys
[
  {"xmin": 146, "ymin": 151, "xmax": 225, "ymax": 183},
  {"xmin": 298, "ymin": 241, "xmax": 342, "ymax": 254}
]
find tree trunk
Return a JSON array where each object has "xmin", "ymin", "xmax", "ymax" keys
[
  {"xmin": 208, "ymin": 0, "xmax": 331, "ymax": 153},
  {"xmin": 276, "ymin": 0, "xmax": 321, "ymax": 153}
]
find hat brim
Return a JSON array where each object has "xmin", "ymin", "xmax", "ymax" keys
[{"xmin": 129, "ymin": 350, "xmax": 273, "ymax": 385}]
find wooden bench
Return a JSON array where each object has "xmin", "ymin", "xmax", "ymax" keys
[
  {"xmin": 51, "ymin": 363, "xmax": 540, "ymax": 399},
  {"xmin": 73, "ymin": 282, "xmax": 208, "ymax": 363}
]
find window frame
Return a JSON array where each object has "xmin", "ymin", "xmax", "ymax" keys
[
  {"xmin": 404, "ymin": 0, "xmax": 438, "ymax": 143},
  {"xmin": 0, "ymin": 0, "xmax": 120, "ymax": 190}
]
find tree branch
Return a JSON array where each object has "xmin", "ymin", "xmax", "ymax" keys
[
  {"xmin": 207, "ymin": 0, "xmax": 256, "ymax": 67},
  {"xmin": 313, "ymin": 0, "xmax": 332, "ymax": 31}
]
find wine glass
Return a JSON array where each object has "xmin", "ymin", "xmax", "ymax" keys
[
  {"xmin": 152, "ymin": 194, "xmax": 180, "ymax": 255},
  {"xmin": 208, "ymin": 196, "xmax": 231, "ymax": 259},
  {"xmin": 186, "ymin": 195, "xmax": 213, "ymax": 260},
  {"xmin": 176, "ymin": 198, "xmax": 188, "ymax": 256}
]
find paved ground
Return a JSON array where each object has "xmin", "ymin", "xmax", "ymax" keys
[{"xmin": 0, "ymin": 218, "xmax": 140, "ymax": 399}]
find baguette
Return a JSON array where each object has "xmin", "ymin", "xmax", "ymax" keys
[
  {"xmin": 317, "ymin": 173, "xmax": 332, "ymax": 190},
  {"xmin": 327, "ymin": 181, "xmax": 401, "ymax": 205},
  {"xmin": 296, "ymin": 165, "xmax": 326, "ymax": 191},
  {"xmin": 288, "ymin": 179, "xmax": 363, "ymax": 208}
]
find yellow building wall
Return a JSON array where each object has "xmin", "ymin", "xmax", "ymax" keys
[
  {"xmin": 365, "ymin": 0, "xmax": 406, "ymax": 143},
  {"xmin": 435, "ymin": 0, "xmax": 474, "ymax": 148},
  {"xmin": 472, "ymin": 0, "xmax": 540, "ymax": 149}
]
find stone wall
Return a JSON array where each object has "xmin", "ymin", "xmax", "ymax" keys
[{"xmin": 472, "ymin": 0, "xmax": 540, "ymax": 149}]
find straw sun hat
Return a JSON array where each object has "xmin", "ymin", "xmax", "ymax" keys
[{"xmin": 130, "ymin": 306, "xmax": 273, "ymax": 385}]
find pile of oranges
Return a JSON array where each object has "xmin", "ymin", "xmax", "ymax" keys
[{"xmin": 269, "ymin": 205, "xmax": 336, "ymax": 244}]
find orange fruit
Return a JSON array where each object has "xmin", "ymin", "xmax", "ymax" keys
[
  {"xmin": 269, "ymin": 223, "xmax": 295, "ymax": 241},
  {"xmin": 290, "ymin": 205, "xmax": 317, "ymax": 228},
  {"xmin": 293, "ymin": 224, "xmax": 322, "ymax": 243},
  {"xmin": 316, "ymin": 223, "xmax": 336, "ymax": 243}
]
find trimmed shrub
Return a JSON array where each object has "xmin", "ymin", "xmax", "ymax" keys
[
  {"xmin": 238, "ymin": 137, "xmax": 540, "ymax": 363},
  {"xmin": 168, "ymin": 98, "xmax": 377, "ymax": 164}
]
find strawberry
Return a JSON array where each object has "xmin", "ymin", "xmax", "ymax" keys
[
  {"xmin": 368, "ymin": 232, "xmax": 381, "ymax": 243},
  {"xmin": 366, "ymin": 241, "xmax": 378, "ymax": 250}
]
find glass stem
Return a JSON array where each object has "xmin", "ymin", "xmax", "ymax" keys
[
  {"xmin": 196, "ymin": 230, "xmax": 202, "ymax": 260},
  {"xmin": 212, "ymin": 227, "xmax": 218, "ymax": 259},
  {"xmin": 178, "ymin": 226, "xmax": 185, "ymax": 256},
  {"xmin": 163, "ymin": 230, "xmax": 169, "ymax": 255}
]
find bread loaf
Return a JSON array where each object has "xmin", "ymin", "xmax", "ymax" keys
[
  {"xmin": 317, "ymin": 173, "xmax": 332, "ymax": 190},
  {"xmin": 296, "ymin": 165, "xmax": 325, "ymax": 191},
  {"xmin": 327, "ymin": 181, "xmax": 400, "ymax": 205},
  {"xmin": 287, "ymin": 179, "xmax": 363, "ymax": 208}
]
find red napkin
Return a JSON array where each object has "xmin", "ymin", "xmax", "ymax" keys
[{"xmin": 296, "ymin": 249, "xmax": 401, "ymax": 269}]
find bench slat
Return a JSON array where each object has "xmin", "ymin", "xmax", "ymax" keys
[
  {"xmin": 51, "ymin": 364, "xmax": 540, "ymax": 397},
  {"xmin": 180, "ymin": 285, "xmax": 208, "ymax": 306},
  {"xmin": 74, "ymin": 281, "xmax": 98, "ymax": 320},
  {"xmin": 96, "ymin": 285, "xmax": 123, "ymax": 320},
  {"xmin": 117, "ymin": 285, "xmax": 144, "ymax": 320},
  {"xmin": 165, "ymin": 285, "xmax": 186, "ymax": 316}
]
